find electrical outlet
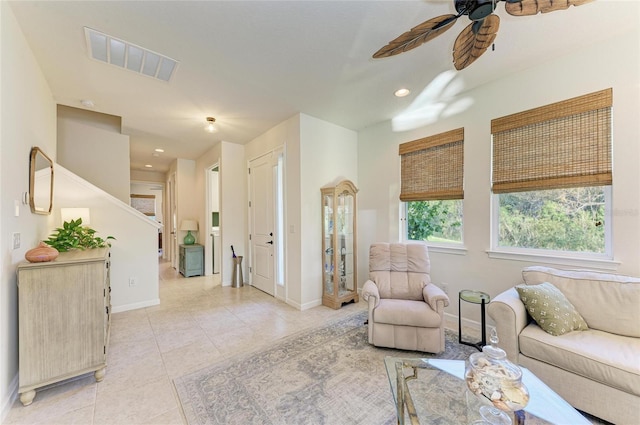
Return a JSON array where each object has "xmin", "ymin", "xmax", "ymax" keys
[
  {"xmin": 129, "ymin": 277, "xmax": 137, "ymax": 287},
  {"xmin": 12, "ymin": 232, "xmax": 20, "ymax": 250}
]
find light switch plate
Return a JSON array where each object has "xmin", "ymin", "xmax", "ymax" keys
[{"xmin": 12, "ymin": 233, "xmax": 20, "ymax": 250}]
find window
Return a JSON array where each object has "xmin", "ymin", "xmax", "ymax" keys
[
  {"xmin": 406, "ymin": 199, "xmax": 463, "ymax": 243},
  {"xmin": 491, "ymin": 88, "xmax": 612, "ymax": 256},
  {"xmin": 399, "ymin": 128, "xmax": 464, "ymax": 244}
]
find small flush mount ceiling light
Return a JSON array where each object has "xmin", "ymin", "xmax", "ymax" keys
[
  {"xmin": 81, "ymin": 99, "xmax": 95, "ymax": 108},
  {"xmin": 205, "ymin": 117, "xmax": 217, "ymax": 133},
  {"xmin": 394, "ymin": 88, "xmax": 411, "ymax": 98},
  {"xmin": 144, "ymin": 164, "xmax": 153, "ymax": 168},
  {"xmin": 154, "ymin": 148, "xmax": 164, "ymax": 153}
]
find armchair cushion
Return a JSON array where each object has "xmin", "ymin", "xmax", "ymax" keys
[
  {"xmin": 369, "ymin": 243, "xmax": 431, "ymax": 300},
  {"xmin": 516, "ymin": 282, "xmax": 588, "ymax": 336},
  {"xmin": 374, "ymin": 299, "xmax": 442, "ymax": 328}
]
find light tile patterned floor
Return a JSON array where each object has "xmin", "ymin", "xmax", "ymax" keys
[{"xmin": 4, "ymin": 260, "xmax": 366, "ymax": 425}]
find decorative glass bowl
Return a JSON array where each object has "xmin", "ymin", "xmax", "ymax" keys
[{"xmin": 465, "ymin": 329, "xmax": 529, "ymax": 424}]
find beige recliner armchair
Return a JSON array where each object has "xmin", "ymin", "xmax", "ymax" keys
[{"xmin": 361, "ymin": 242, "xmax": 449, "ymax": 353}]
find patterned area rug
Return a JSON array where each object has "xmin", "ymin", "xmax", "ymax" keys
[{"xmin": 174, "ymin": 310, "xmax": 478, "ymax": 425}]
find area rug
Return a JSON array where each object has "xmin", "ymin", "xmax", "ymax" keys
[{"xmin": 174, "ymin": 310, "xmax": 478, "ymax": 425}]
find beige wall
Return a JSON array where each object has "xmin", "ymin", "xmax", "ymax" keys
[
  {"xmin": 0, "ymin": 2, "xmax": 57, "ymax": 417},
  {"xmin": 243, "ymin": 113, "xmax": 357, "ymax": 309},
  {"xmin": 57, "ymin": 113, "xmax": 131, "ymax": 203},
  {"xmin": 299, "ymin": 114, "xmax": 358, "ymax": 307},
  {"xmin": 357, "ymin": 26, "xmax": 640, "ymax": 327},
  {"xmin": 194, "ymin": 141, "xmax": 246, "ymax": 285}
]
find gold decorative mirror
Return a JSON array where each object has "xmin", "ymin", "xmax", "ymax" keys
[{"xmin": 29, "ymin": 147, "xmax": 54, "ymax": 215}]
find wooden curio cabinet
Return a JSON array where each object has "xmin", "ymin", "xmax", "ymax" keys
[{"xmin": 321, "ymin": 180, "xmax": 358, "ymax": 309}]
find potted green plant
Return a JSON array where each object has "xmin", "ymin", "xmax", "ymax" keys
[{"xmin": 44, "ymin": 218, "xmax": 115, "ymax": 252}]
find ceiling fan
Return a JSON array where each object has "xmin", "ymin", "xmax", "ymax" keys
[{"xmin": 372, "ymin": 0, "xmax": 593, "ymax": 70}]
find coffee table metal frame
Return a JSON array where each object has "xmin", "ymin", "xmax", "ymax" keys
[{"xmin": 385, "ymin": 357, "xmax": 591, "ymax": 425}]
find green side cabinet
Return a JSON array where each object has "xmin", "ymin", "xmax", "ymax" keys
[{"xmin": 179, "ymin": 244, "xmax": 204, "ymax": 277}]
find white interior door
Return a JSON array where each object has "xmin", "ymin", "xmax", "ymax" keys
[{"xmin": 249, "ymin": 152, "xmax": 275, "ymax": 296}]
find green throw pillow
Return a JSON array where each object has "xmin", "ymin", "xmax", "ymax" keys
[{"xmin": 516, "ymin": 282, "xmax": 588, "ymax": 336}]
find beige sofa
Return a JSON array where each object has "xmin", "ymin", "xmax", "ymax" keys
[{"xmin": 488, "ymin": 266, "xmax": 640, "ymax": 425}]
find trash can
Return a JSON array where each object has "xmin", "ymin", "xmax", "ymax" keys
[{"xmin": 232, "ymin": 256, "xmax": 243, "ymax": 288}]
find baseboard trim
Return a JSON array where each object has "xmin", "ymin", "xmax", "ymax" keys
[
  {"xmin": 111, "ymin": 298, "xmax": 160, "ymax": 313},
  {"xmin": 1, "ymin": 372, "xmax": 19, "ymax": 422}
]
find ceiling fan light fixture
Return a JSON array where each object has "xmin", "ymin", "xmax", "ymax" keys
[
  {"xmin": 205, "ymin": 117, "xmax": 217, "ymax": 133},
  {"xmin": 394, "ymin": 88, "xmax": 411, "ymax": 97}
]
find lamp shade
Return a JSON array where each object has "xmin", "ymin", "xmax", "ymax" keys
[
  {"xmin": 61, "ymin": 208, "xmax": 91, "ymax": 225},
  {"xmin": 180, "ymin": 220, "xmax": 198, "ymax": 231}
]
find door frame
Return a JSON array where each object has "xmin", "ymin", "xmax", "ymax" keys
[
  {"xmin": 248, "ymin": 147, "xmax": 286, "ymax": 298},
  {"xmin": 205, "ymin": 161, "xmax": 221, "ymax": 276}
]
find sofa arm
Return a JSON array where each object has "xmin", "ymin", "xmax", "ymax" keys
[
  {"xmin": 362, "ymin": 280, "xmax": 380, "ymax": 344},
  {"xmin": 423, "ymin": 283, "xmax": 449, "ymax": 313},
  {"xmin": 487, "ymin": 288, "xmax": 529, "ymax": 363},
  {"xmin": 362, "ymin": 279, "xmax": 380, "ymax": 307}
]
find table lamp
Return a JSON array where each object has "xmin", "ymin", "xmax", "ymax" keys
[{"xmin": 180, "ymin": 220, "xmax": 198, "ymax": 245}]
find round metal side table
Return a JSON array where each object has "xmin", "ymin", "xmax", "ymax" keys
[{"xmin": 458, "ymin": 289, "xmax": 490, "ymax": 351}]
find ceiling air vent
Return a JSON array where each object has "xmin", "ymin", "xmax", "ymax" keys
[{"xmin": 84, "ymin": 27, "xmax": 178, "ymax": 82}]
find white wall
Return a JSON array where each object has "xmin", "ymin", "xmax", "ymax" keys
[
  {"xmin": 55, "ymin": 166, "xmax": 160, "ymax": 312},
  {"xmin": 220, "ymin": 142, "xmax": 247, "ymax": 286},
  {"xmin": 242, "ymin": 113, "xmax": 357, "ymax": 309},
  {"xmin": 195, "ymin": 143, "xmax": 221, "ymax": 277},
  {"xmin": 57, "ymin": 118, "xmax": 131, "ymax": 203},
  {"xmin": 0, "ymin": 3, "xmax": 57, "ymax": 418},
  {"xmin": 299, "ymin": 114, "xmax": 358, "ymax": 307},
  {"xmin": 357, "ymin": 27, "xmax": 640, "ymax": 325},
  {"xmin": 244, "ymin": 115, "xmax": 299, "ymax": 302}
]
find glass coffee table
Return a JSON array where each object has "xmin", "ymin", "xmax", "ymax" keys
[{"xmin": 384, "ymin": 357, "xmax": 590, "ymax": 425}]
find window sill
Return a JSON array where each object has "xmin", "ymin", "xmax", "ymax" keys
[
  {"xmin": 426, "ymin": 244, "xmax": 467, "ymax": 256},
  {"xmin": 486, "ymin": 249, "xmax": 620, "ymax": 271}
]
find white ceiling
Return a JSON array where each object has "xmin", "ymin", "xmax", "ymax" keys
[{"xmin": 9, "ymin": 0, "xmax": 638, "ymax": 173}]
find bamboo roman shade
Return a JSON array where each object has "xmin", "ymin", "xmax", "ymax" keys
[
  {"xmin": 491, "ymin": 88, "xmax": 612, "ymax": 194},
  {"xmin": 399, "ymin": 128, "xmax": 464, "ymax": 201}
]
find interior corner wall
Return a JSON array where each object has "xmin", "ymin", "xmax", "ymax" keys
[
  {"xmin": 1, "ymin": 2, "xmax": 56, "ymax": 419},
  {"xmin": 299, "ymin": 114, "xmax": 358, "ymax": 308},
  {"xmin": 195, "ymin": 142, "xmax": 221, "ymax": 277},
  {"xmin": 175, "ymin": 158, "xmax": 197, "ymax": 245},
  {"xmin": 219, "ymin": 142, "xmax": 246, "ymax": 286},
  {"xmin": 357, "ymin": 26, "xmax": 640, "ymax": 324},
  {"xmin": 244, "ymin": 115, "xmax": 301, "ymax": 304},
  {"xmin": 57, "ymin": 117, "xmax": 131, "ymax": 203}
]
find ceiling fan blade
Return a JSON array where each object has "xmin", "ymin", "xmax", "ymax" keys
[
  {"xmin": 373, "ymin": 14, "xmax": 458, "ymax": 58},
  {"xmin": 505, "ymin": 0, "xmax": 593, "ymax": 16},
  {"xmin": 452, "ymin": 14, "xmax": 499, "ymax": 70}
]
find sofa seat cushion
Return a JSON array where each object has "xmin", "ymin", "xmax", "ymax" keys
[
  {"xmin": 374, "ymin": 299, "xmax": 441, "ymax": 328},
  {"xmin": 520, "ymin": 324, "xmax": 640, "ymax": 396}
]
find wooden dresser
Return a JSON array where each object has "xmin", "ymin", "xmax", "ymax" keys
[{"xmin": 16, "ymin": 247, "xmax": 111, "ymax": 405}]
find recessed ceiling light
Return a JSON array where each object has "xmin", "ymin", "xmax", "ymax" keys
[
  {"xmin": 395, "ymin": 88, "xmax": 411, "ymax": 97},
  {"xmin": 152, "ymin": 153, "xmax": 160, "ymax": 157},
  {"xmin": 154, "ymin": 148, "xmax": 164, "ymax": 153},
  {"xmin": 144, "ymin": 164, "xmax": 153, "ymax": 168}
]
